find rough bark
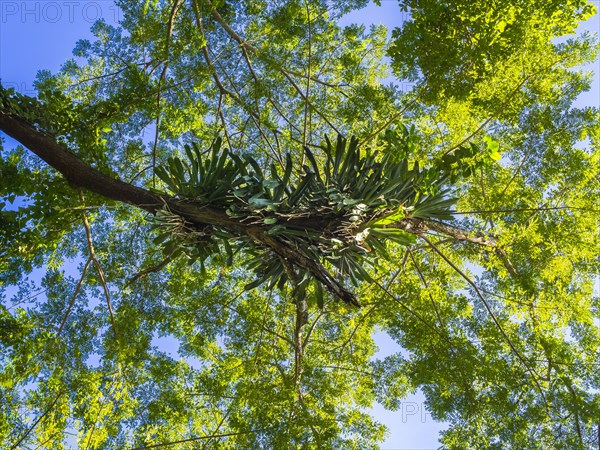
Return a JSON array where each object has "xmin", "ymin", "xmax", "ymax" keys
[
  {"xmin": 0, "ymin": 111, "xmax": 248, "ymax": 232},
  {"xmin": 0, "ymin": 112, "xmax": 162, "ymax": 213}
]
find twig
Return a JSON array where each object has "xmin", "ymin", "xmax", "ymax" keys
[
  {"xmin": 151, "ymin": 0, "xmax": 182, "ymax": 187},
  {"xmin": 126, "ymin": 256, "xmax": 174, "ymax": 286},
  {"xmin": 333, "ymin": 304, "xmax": 376, "ymax": 358},
  {"xmin": 361, "ymin": 86, "xmax": 424, "ymax": 144},
  {"xmin": 200, "ymin": 409, "xmax": 231, "ymax": 450},
  {"xmin": 79, "ymin": 193, "xmax": 119, "ymax": 341},
  {"xmin": 57, "ymin": 256, "xmax": 93, "ymax": 337},
  {"xmin": 130, "ymin": 430, "xmax": 265, "ymax": 450},
  {"xmin": 190, "ymin": 0, "xmax": 237, "ymax": 99},
  {"xmin": 217, "ymin": 92, "xmax": 233, "ymax": 150},
  {"xmin": 10, "ymin": 391, "xmax": 63, "ymax": 450},
  {"xmin": 372, "ymin": 278, "xmax": 448, "ymax": 342},
  {"xmin": 208, "ymin": 1, "xmax": 340, "ymax": 135},
  {"xmin": 499, "ymin": 145, "xmax": 534, "ymax": 198},
  {"xmin": 441, "ymin": 55, "xmax": 571, "ymax": 157},
  {"xmin": 302, "ymin": 0, "xmax": 313, "ymax": 154},
  {"xmin": 409, "ymin": 249, "xmax": 446, "ymax": 330},
  {"xmin": 214, "ymin": 54, "xmax": 282, "ymax": 164},
  {"xmin": 453, "ymin": 206, "xmax": 600, "ymax": 215},
  {"xmin": 422, "ymin": 235, "xmax": 549, "ymax": 408},
  {"xmin": 301, "ymin": 308, "xmax": 325, "ymax": 352},
  {"xmin": 392, "ymin": 217, "xmax": 497, "ymax": 247}
]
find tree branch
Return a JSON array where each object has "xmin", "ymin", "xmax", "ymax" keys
[
  {"xmin": 10, "ymin": 391, "xmax": 63, "ymax": 450},
  {"xmin": 0, "ymin": 102, "xmax": 498, "ymax": 307},
  {"xmin": 57, "ymin": 256, "xmax": 93, "ymax": 337},
  {"xmin": 80, "ymin": 196, "xmax": 119, "ymax": 341},
  {"xmin": 0, "ymin": 107, "xmax": 357, "ymax": 304},
  {"xmin": 422, "ymin": 235, "xmax": 549, "ymax": 409},
  {"xmin": 126, "ymin": 254, "xmax": 174, "ymax": 285},
  {"xmin": 0, "ymin": 111, "xmax": 162, "ymax": 213},
  {"xmin": 392, "ymin": 217, "xmax": 497, "ymax": 247},
  {"xmin": 130, "ymin": 430, "xmax": 264, "ymax": 450}
]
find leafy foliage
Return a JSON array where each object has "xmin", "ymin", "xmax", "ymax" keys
[
  {"xmin": 389, "ymin": 0, "xmax": 597, "ymax": 103},
  {"xmin": 1, "ymin": 0, "xmax": 599, "ymax": 448}
]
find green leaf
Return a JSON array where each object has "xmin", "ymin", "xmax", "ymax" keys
[
  {"xmin": 489, "ymin": 151, "xmax": 502, "ymax": 161},
  {"xmin": 315, "ymin": 281, "xmax": 324, "ymax": 309},
  {"xmin": 244, "ymin": 278, "xmax": 265, "ymax": 291},
  {"xmin": 248, "ymin": 196, "xmax": 273, "ymax": 209},
  {"xmin": 369, "ymin": 227, "xmax": 417, "ymax": 246}
]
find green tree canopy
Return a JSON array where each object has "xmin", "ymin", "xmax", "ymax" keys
[{"xmin": 1, "ymin": 0, "xmax": 599, "ymax": 448}]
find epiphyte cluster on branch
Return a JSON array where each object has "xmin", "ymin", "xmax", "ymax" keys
[{"xmin": 153, "ymin": 131, "xmax": 459, "ymax": 306}]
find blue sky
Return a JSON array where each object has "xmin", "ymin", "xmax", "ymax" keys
[{"xmin": 1, "ymin": 1, "xmax": 598, "ymax": 449}]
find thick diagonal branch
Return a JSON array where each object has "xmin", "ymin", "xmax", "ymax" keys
[
  {"xmin": 0, "ymin": 109, "xmax": 356, "ymax": 304},
  {"xmin": 0, "ymin": 105, "xmax": 495, "ymax": 305}
]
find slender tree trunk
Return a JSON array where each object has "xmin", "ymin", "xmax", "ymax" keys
[
  {"xmin": 294, "ymin": 292, "xmax": 308, "ymax": 395},
  {"xmin": 282, "ymin": 259, "xmax": 309, "ymax": 395}
]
